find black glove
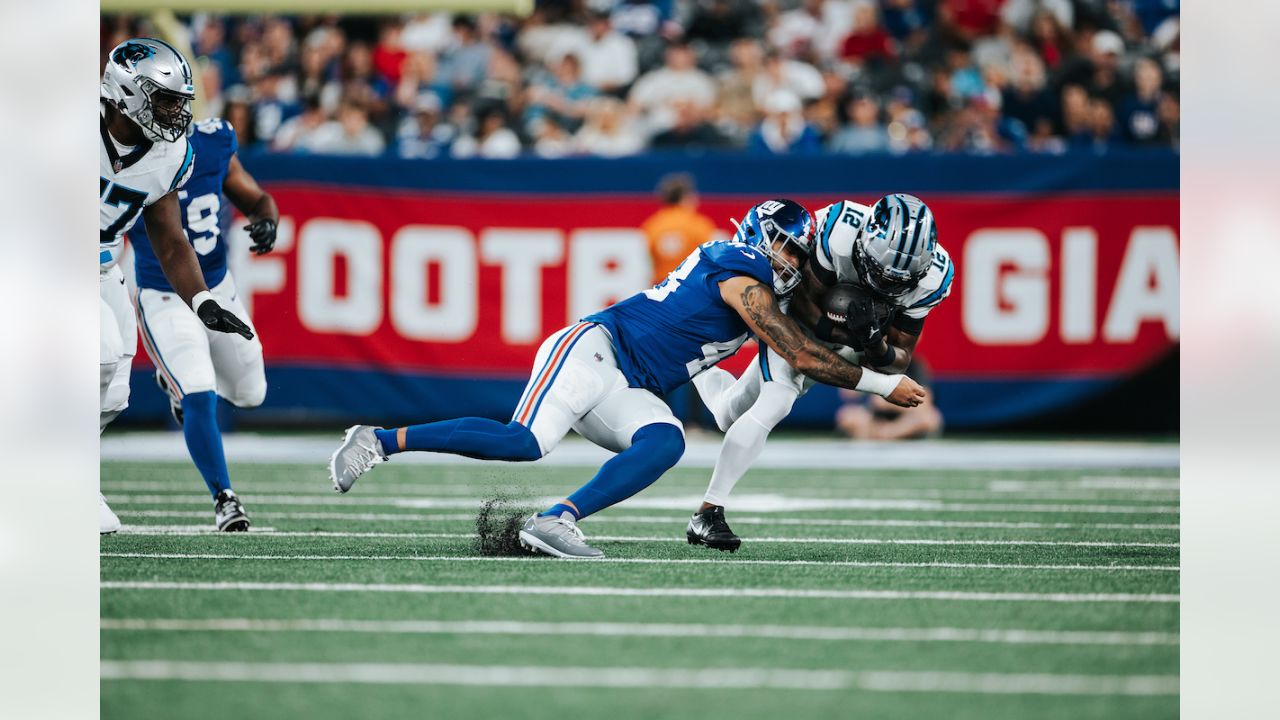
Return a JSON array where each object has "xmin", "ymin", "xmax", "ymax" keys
[
  {"xmin": 196, "ymin": 299, "xmax": 255, "ymax": 340},
  {"xmin": 245, "ymin": 217, "xmax": 278, "ymax": 255}
]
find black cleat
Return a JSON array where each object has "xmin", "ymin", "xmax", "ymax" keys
[
  {"xmin": 155, "ymin": 371, "xmax": 183, "ymax": 426},
  {"xmin": 214, "ymin": 489, "xmax": 251, "ymax": 532},
  {"xmin": 686, "ymin": 506, "xmax": 741, "ymax": 553}
]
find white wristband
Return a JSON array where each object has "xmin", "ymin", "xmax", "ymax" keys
[
  {"xmin": 190, "ymin": 290, "xmax": 215, "ymax": 313},
  {"xmin": 855, "ymin": 368, "xmax": 903, "ymax": 398}
]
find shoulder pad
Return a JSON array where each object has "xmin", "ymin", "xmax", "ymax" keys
[{"xmin": 700, "ymin": 241, "xmax": 774, "ymax": 286}]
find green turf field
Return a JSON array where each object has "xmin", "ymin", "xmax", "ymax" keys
[{"xmin": 100, "ymin": 452, "xmax": 1179, "ymax": 720}]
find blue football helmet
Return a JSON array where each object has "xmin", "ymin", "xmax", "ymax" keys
[{"xmin": 732, "ymin": 199, "xmax": 815, "ymax": 295}]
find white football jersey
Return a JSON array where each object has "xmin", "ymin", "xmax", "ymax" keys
[
  {"xmin": 812, "ymin": 200, "xmax": 953, "ymax": 320},
  {"xmin": 99, "ymin": 111, "xmax": 194, "ymax": 270}
]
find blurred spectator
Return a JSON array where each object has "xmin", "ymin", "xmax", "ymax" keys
[
  {"xmin": 451, "ymin": 107, "xmax": 521, "ymax": 158},
  {"xmin": 224, "ymin": 85, "xmax": 256, "ymax": 150},
  {"xmin": 769, "ymin": 0, "xmax": 857, "ymax": 61},
  {"xmin": 1118, "ymin": 56, "xmax": 1165, "ymax": 145},
  {"xmin": 574, "ymin": 98, "xmax": 645, "ymax": 157},
  {"xmin": 1001, "ymin": 46, "xmax": 1057, "ymax": 143},
  {"xmin": 748, "ymin": 91, "xmax": 822, "ymax": 154},
  {"xmin": 835, "ymin": 358, "xmax": 943, "ymax": 440},
  {"xmin": 651, "ymin": 101, "xmax": 730, "ymax": 150},
  {"xmin": 838, "ymin": 3, "xmax": 895, "ymax": 67},
  {"xmin": 273, "ymin": 93, "xmax": 328, "ymax": 152},
  {"xmin": 401, "ymin": 13, "xmax": 453, "ymax": 55},
  {"xmin": 532, "ymin": 117, "xmax": 576, "ymax": 158},
  {"xmin": 195, "ymin": 17, "xmax": 239, "ymax": 87},
  {"xmin": 717, "ymin": 39, "xmax": 765, "ymax": 138},
  {"xmin": 1057, "ymin": 29, "xmax": 1127, "ymax": 110},
  {"xmin": 1157, "ymin": 91, "xmax": 1179, "ymax": 148},
  {"xmin": 438, "ymin": 16, "xmax": 492, "ymax": 93},
  {"xmin": 524, "ymin": 53, "xmax": 597, "ymax": 135},
  {"xmin": 1069, "ymin": 96, "xmax": 1118, "ymax": 152},
  {"xmin": 829, "ymin": 94, "xmax": 890, "ymax": 153},
  {"xmin": 550, "ymin": 10, "xmax": 638, "ymax": 93},
  {"xmin": 939, "ymin": 0, "xmax": 1004, "ymax": 44},
  {"xmin": 299, "ymin": 100, "xmax": 386, "ymax": 156},
  {"xmin": 373, "ymin": 21, "xmax": 408, "ymax": 86},
  {"xmin": 394, "ymin": 93, "xmax": 456, "ymax": 159},
  {"xmin": 1028, "ymin": 7, "xmax": 1072, "ymax": 69},
  {"xmin": 1000, "ymin": 0, "xmax": 1073, "ymax": 35},
  {"xmin": 642, "ymin": 173, "xmax": 717, "ymax": 285},
  {"xmin": 754, "ymin": 50, "xmax": 825, "ymax": 106},
  {"xmin": 629, "ymin": 41, "xmax": 717, "ymax": 134}
]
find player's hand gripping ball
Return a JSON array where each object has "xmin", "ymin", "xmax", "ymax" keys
[{"xmin": 821, "ymin": 283, "xmax": 895, "ymax": 350}]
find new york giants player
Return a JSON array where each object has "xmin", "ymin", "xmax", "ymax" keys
[
  {"xmin": 100, "ymin": 39, "xmax": 253, "ymax": 534},
  {"xmin": 328, "ymin": 199, "xmax": 925, "ymax": 558},
  {"xmin": 688, "ymin": 194, "xmax": 953, "ymax": 551},
  {"xmin": 130, "ymin": 117, "xmax": 279, "ymax": 532}
]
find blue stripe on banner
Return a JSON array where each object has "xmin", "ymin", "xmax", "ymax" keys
[
  {"xmin": 910, "ymin": 260, "xmax": 954, "ymax": 309},
  {"xmin": 136, "ymin": 298, "xmax": 184, "ymax": 396},
  {"xmin": 240, "ymin": 150, "xmax": 1179, "ymax": 195},
  {"xmin": 818, "ymin": 201, "xmax": 841, "ymax": 264},
  {"xmin": 524, "ymin": 323, "xmax": 594, "ymax": 425},
  {"xmin": 759, "ymin": 346, "xmax": 773, "ymax": 382},
  {"xmin": 513, "ymin": 324, "xmax": 584, "ymax": 422}
]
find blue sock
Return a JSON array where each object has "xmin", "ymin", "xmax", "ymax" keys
[
  {"xmin": 541, "ymin": 423, "xmax": 685, "ymax": 520},
  {"xmin": 375, "ymin": 419, "xmax": 542, "ymax": 462},
  {"xmin": 180, "ymin": 391, "xmax": 232, "ymax": 498}
]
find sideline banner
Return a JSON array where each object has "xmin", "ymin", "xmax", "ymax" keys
[{"xmin": 126, "ymin": 151, "xmax": 1178, "ymax": 428}]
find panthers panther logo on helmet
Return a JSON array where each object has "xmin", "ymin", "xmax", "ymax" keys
[{"xmin": 102, "ymin": 38, "xmax": 194, "ymax": 143}]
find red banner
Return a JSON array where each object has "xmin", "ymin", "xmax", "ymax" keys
[{"xmin": 230, "ymin": 185, "xmax": 1177, "ymax": 382}]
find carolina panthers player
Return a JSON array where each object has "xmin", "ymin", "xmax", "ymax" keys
[
  {"xmin": 688, "ymin": 194, "xmax": 952, "ymax": 551},
  {"xmin": 329, "ymin": 199, "xmax": 925, "ymax": 559},
  {"xmin": 130, "ymin": 117, "xmax": 278, "ymax": 532},
  {"xmin": 100, "ymin": 38, "xmax": 252, "ymax": 534}
]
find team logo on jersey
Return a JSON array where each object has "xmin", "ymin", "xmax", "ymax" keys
[{"xmin": 111, "ymin": 41, "xmax": 155, "ymax": 70}]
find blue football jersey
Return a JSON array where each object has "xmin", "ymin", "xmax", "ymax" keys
[
  {"xmin": 131, "ymin": 118, "xmax": 238, "ymax": 292},
  {"xmin": 585, "ymin": 240, "xmax": 774, "ymax": 395}
]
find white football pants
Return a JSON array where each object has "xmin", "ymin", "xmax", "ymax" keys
[
  {"xmin": 694, "ymin": 342, "xmax": 860, "ymax": 507},
  {"xmin": 100, "ymin": 265, "xmax": 136, "ymax": 432},
  {"xmin": 513, "ymin": 322, "xmax": 682, "ymax": 456},
  {"xmin": 134, "ymin": 273, "xmax": 265, "ymax": 408}
]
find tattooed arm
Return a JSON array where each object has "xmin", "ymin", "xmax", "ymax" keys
[{"xmin": 719, "ymin": 276, "xmax": 925, "ymax": 406}]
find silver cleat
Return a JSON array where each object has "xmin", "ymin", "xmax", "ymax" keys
[
  {"xmin": 329, "ymin": 425, "xmax": 387, "ymax": 493},
  {"xmin": 518, "ymin": 512, "xmax": 604, "ymax": 559}
]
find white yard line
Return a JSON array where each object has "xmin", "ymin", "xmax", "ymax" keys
[
  {"xmin": 101, "ymin": 482, "xmax": 1179, "ymax": 502},
  {"xmin": 109, "ymin": 528, "xmax": 1177, "ymax": 548},
  {"xmin": 99, "ymin": 660, "xmax": 1179, "ymax": 695},
  {"xmin": 856, "ymin": 670, "xmax": 1179, "ymax": 696},
  {"xmin": 99, "ymin": 618, "xmax": 1180, "ymax": 646},
  {"xmin": 105, "ymin": 493, "xmax": 1180, "ymax": 515},
  {"xmin": 100, "ymin": 581, "xmax": 1179, "ymax": 603},
  {"xmin": 114, "ymin": 510, "xmax": 1181, "ymax": 531},
  {"xmin": 101, "ymin": 552, "xmax": 1179, "ymax": 573},
  {"xmin": 101, "ymin": 433, "xmax": 1179, "ymax": 470},
  {"xmin": 991, "ymin": 477, "xmax": 1180, "ymax": 492}
]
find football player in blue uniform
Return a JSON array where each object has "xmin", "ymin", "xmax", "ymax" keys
[
  {"xmin": 329, "ymin": 199, "xmax": 925, "ymax": 558},
  {"xmin": 130, "ymin": 117, "xmax": 279, "ymax": 532},
  {"xmin": 100, "ymin": 38, "xmax": 253, "ymax": 533},
  {"xmin": 688, "ymin": 194, "xmax": 953, "ymax": 551}
]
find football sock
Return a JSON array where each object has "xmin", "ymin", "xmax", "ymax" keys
[
  {"xmin": 180, "ymin": 391, "xmax": 232, "ymax": 498},
  {"xmin": 375, "ymin": 419, "xmax": 542, "ymax": 462},
  {"xmin": 702, "ymin": 383, "xmax": 798, "ymax": 507},
  {"xmin": 541, "ymin": 423, "xmax": 685, "ymax": 520}
]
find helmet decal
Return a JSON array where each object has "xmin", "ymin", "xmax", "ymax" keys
[{"xmin": 111, "ymin": 41, "xmax": 155, "ymax": 70}]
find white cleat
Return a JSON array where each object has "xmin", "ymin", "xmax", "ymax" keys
[
  {"xmin": 329, "ymin": 425, "xmax": 387, "ymax": 493},
  {"xmin": 99, "ymin": 493, "xmax": 120, "ymax": 535},
  {"xmin": 518, "ymin": 512, "xmax": 604, "ymax": 559}
]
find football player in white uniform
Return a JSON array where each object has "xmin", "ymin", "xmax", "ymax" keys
[
  {"xmin": 688, "ymin": 194, "xmax": 953, "ymax": 551},
  {"xmin": 99, "ymin": 39, "xmax": 252, "ymax": 534}
]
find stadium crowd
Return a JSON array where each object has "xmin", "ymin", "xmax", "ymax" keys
[{"xmin": 101, "ymin": 0, "xmax": 1180, "ymax": 158}]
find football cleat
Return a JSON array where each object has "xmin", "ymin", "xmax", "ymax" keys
[
  {"xmin": 100, "ymin": 493, "xmax": 121, "ymax": 535},
  {"xmin": 686, "ymin": 506, "xmax": 741, "ymax": 552},
  {"xmin": 214, "ymin": 489, "xmax": 250, "ymax": 532},
  {"xmin": 329, "ymin": 425, "xmax": 386, "ymax": 493},
  {"xmin": 154, "ymin": 371, "xmax": 183, "ymax": 426},
  {"xmin": 518, "ymin": 512, "xmax": 604, "ymax": 559}
]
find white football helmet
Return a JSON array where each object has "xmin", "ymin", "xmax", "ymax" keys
[
  {"xmin": 101, "ymin": 38, "xmax": 195, "ymax": 143},
  {"xmin": 853, "ymin": 193, "xmax": 938, "ymax": 298}
]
